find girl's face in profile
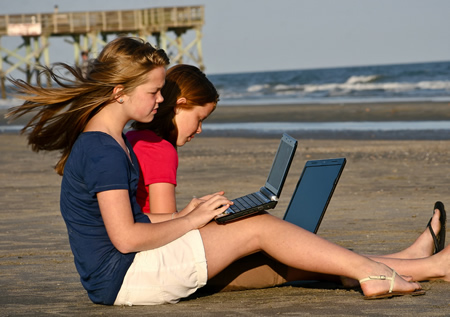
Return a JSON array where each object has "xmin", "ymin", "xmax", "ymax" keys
[
  {"xmin": 126, "ymin": 66, "xmax": 166, "ymax": 123},
  {"xmin": 174, "ymin": 102, "xmax": 216, "ymax": 147}
]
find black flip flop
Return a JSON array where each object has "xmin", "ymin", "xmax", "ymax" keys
[{"xmin": 427, "ymin": 201, "xmax": 446, "ymax": 254}]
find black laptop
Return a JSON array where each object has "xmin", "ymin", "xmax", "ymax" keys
[
  {"xmin": 215, "ymin": 133, "xmax": 298, "ymax": 224},
  {"xmin": 283, "ymin": 157, "xmax": 346, "ymax": 233}
]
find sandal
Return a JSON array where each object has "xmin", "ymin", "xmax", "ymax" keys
[
  {"xmin": 427, "ymin": 201, "xmax": 446, "ymax": 254},
  {"xmin": 359, "ymin": 270, "xmax": 426, "ymax": 300}
]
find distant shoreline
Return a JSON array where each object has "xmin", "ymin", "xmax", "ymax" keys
[{"xmin": 207, "ymin": 101, "xmax": 450, "ymax": 123}]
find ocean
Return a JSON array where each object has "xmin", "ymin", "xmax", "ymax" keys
[
  {"xmin": 207, "ymin": 60, "xmax": 450, "ymax": 105},
  {"xmin": 2, "ymin": 60, "xmax": 450, "ymax": 136}
]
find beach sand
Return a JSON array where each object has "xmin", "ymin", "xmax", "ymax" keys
[{"xmin": 1, "ymin": 102, "xmax": 450, "ymax": 316}]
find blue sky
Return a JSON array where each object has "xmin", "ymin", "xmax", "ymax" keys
[{"xmin": 2, "ymin": 0, "xmax": 450, "ymax": 74}]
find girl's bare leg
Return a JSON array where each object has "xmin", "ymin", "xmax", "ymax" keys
[
  {"xmin": 199, "ymin": 212, "xmax": 421, "ymax": 297},
  {"xmin": 370, "ymin": 244, "xmax": 450, "ymax": 282},
  {"xmin": 205, "ymin": 252, "xmax": 339, "ymax": 292},
  {"xmin": 206, "ymin": 245, "xmax": 450, "ymax": 293}
]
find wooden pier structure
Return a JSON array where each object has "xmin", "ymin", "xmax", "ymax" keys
[{"xmin": 0, "ymin": 5, "xmax": 205, "ymax": 98}]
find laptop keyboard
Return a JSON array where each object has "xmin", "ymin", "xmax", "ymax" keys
[
  {"xmin": 228, "ymin": 191, "xmax": 270, "ymax": 213},
  {"xmin": 215, "ymin": 190, "xmax": 278, "ymax": 223}
]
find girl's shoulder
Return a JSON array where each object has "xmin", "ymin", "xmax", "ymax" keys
[
  {"xmin": 72, "ymin": 132, "xmax": 128, "ymax": 165},
  {"xmin": 126, "ymin": 130, "xmax": 173, "ymax": 151},
  {"xmin": 126, "ymin": 130, "xmax": 177, "ymax": 165},
  {"xmin": 67, "ymin": 132, "xmax": 130, "ymax": 177},
  {"xmin": 77, "ymin": 131, "xmax": 123, "ymax": 152}
]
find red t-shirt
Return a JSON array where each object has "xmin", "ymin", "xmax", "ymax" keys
[{"xmin": 126, "ymin": 130, "xmax": 178, "ymax": 213}]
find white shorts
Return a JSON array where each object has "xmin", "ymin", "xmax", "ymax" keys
[{"xmin": 114, "ymin": 230, "xmax": 208, "ymax": 306}]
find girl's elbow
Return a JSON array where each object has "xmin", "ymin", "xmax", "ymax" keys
[
  {"xmin": 116, "ymin": 245, "xmax": 134, "ymax": 254},
  {"xmin": 111, "ymin": 238, "xmax": 137, "ymax": 254}
]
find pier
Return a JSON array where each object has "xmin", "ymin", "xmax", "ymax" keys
[{"xmin": 0, "ymin": 5, "xmax": 205, "ymax": 98}]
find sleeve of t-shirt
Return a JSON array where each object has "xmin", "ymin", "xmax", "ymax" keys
[
  {"xmin": 133, "ymin": 139, "xmax": 178, "ymax": 187},
  {"xmin": 84, "ymin": 145, "xmax": 131, "ymax": 195}
]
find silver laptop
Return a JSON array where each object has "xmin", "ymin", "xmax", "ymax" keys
[
  {"xmin": 283, "ymin": 157, "xmax": 346, "ymax": 233},
  {"xmin": 215, "ymin": 133, "xmax": 298, "ymax": 224}
]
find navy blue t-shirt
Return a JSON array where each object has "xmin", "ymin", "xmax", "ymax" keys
[{"xmin": 60, "ymin": 132, "xmax": 150, "ymax": 305}]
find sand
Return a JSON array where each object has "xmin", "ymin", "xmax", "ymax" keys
[{"xmin": 1, "ymin": 102, "xmax": 450, "ymax": 316}]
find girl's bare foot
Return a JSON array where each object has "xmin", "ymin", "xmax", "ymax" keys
[
  {"xmin": 381, "ymin": 208, "xmax": 442, "ymax": 260},
  {"xmin": 411, "ymin": 208, "xmax": 442, "ymax": 257}
]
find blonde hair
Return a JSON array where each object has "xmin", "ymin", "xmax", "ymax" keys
[
  {"xmin": 6, "ymin": 37, "xmax": 169, "ymax": 175},
  {"xmin": 131, "ymin": 64, "xmax": 219, "ymax": 146}
]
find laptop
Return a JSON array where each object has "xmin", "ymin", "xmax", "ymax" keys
[
  {"xmin": 214, "ymin": 133, "xmax": 298, "ymax": 224},
  {"xmin": 283, "ymin": 157, "xmax": 346, "ymax": 233}
]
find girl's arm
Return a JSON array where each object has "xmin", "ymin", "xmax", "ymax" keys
[
  {"xmin": 147, "ymin": 182, "xmax": 226, "ymax": 221},
  {"xmin": 97, "ymin": 189, "xmax": 231, "ymax": 253},
  {"xmin": 148, "ymin": 182, "xmax": 177, "ymax": 214}
]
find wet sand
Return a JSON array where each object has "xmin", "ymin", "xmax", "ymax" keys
[
  {"xmin": 207, "ymin": 101, "xmax": 450, "ymax": 123},
  {"xmin": 1, "ymin": 102, "xmax": 449, "ymax": 316}
]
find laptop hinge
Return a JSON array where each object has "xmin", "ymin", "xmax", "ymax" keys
[{"xmin": 260, "ymin": 187, "xmax": 278, "ymax": 201}]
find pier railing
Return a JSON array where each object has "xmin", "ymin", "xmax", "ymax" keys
[{"xmin": 0, "ymin": 6, "xmax": 204, "ymax": 36}]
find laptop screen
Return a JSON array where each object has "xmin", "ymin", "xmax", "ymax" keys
[
  {"xmin": 283, "ymin": 158, "xmax": 346, "ymax": 233},
  {"xmin": 264, "ymin": 133, "xmax": 297, "ymax": 196}
]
